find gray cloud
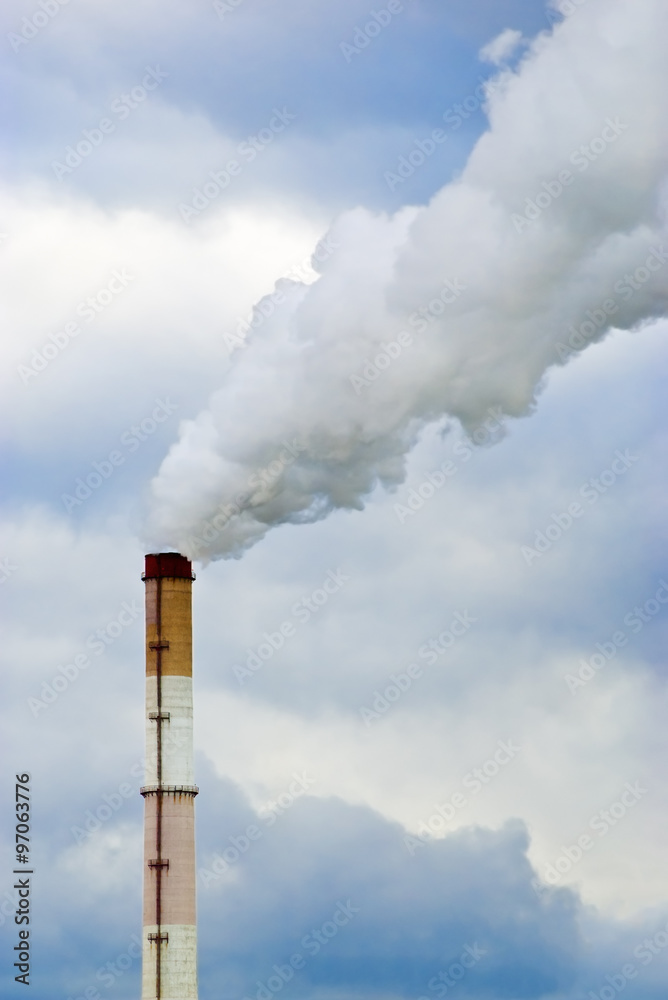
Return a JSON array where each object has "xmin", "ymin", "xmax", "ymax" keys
[{"xmin": 17, "ymin": 760, "xmax": 668, "ymax": 1000}]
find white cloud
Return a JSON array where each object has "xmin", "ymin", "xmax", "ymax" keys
[
  {"xmin": 144, "ymin": 0, "xmax": 668, "ymax": 561},
  {"xmin": 479, "ymin": 27, "xmax": 525, "ymax": 66},
  {"xmin": 0, "ymin": 183, "xmax": 328, "ymax": 474}
]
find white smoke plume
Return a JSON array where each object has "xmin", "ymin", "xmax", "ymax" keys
[{"xmin": 145, "ymin": 0, "xmax": 668, "ymax": 561}]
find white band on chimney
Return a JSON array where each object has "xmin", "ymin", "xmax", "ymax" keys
[{"xmin": 145, "ymin": 675, "xmax": 195, "ymax": 786}]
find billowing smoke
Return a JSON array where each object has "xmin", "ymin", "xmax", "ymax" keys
[{"xmin": 145, "ymin": 0, "xmax": 668, "ymax": 561}]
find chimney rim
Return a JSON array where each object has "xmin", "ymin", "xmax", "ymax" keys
[{"xmin": 142, "ymin": 552, "xmax": 195, "ymax": 581}]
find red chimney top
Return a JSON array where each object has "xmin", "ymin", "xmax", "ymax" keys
[{"xmin": 142, "ymin": 552, "xmax": 194, "ymax": 580}]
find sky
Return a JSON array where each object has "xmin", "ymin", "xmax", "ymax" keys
[{"xmin": 1, "ymin": 1, "xmax": 668, "ymax": 998}]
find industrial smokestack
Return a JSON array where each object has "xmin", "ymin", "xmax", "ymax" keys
[{"xmin": 141, "ymin": 553, "xmax": 198, "ymax": 1000}]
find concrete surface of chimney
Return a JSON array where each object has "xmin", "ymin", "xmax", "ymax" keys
[{"xmin": 141, "ymin": 552, "xmax": 198, "ymax": 1000}]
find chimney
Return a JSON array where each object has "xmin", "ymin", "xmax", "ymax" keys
[{"xmin": 141, "ymin": 553, "xmax": 198, "ymax": 999}]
